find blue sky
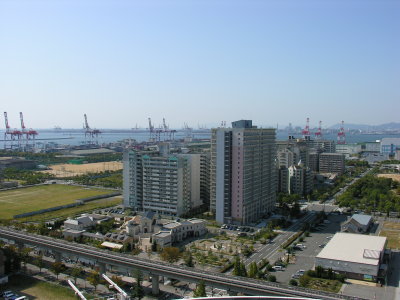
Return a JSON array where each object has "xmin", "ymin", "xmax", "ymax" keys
[{"xmin": 0, "ymin": 0, "xmax": 399, "ymax": 129}]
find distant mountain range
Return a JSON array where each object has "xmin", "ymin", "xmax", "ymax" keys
[{"xmin": 329, "ymin": 122, "xmax": 400, "ymax": 130}]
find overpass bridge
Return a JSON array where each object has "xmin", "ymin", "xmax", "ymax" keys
[{"xmin": 0, "ymin": 227, "xmax": 358, "ymax": 300}]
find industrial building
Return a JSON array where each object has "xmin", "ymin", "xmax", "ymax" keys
[
  {"xmin": 364, "ymin": 141, "xmax": 381, "ymax": 153},
  {"xmin": 123, "ymin": 147, "xmax": 207, "ymax": 217},
  {"xmin": 0, "ymin": 157, "xmax": 36, "ymax": 171},
  {"xmin": 336, "ymin": 144, "xmax": 362, "ymax": 157},
  {"xmin": 315, "ymin": 233, "xmax": 387, "ymax": 282},
  {"xmin": 319, "ymin": 153, "xmax": 345, "ymax": 175},
  {"xmin": 380, "ymin": 138, "xmax": 400, "ymax": 155},
  {"xmin": 210, "ymin": 120, "xmax": 276, "ymax": 225}
]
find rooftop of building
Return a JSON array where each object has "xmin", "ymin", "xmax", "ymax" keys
[
  {"xmin": 188, "ymin": 218, "xmax": 205, "ymax": 224},
  {"xmin": 143, "ymin": 211, "xmax": 156, "ymax": 220},
  {"xmin": 316, "ymin": 233, "xmax": 386, "ymax": 266},
  {"xmin": 381, "ymin": 137, "xmax": 400, "ymax": 144},
  {"xmin": 319, "ymin": 152, "xmax": 344, "ymax": 156},
  {"xmin": 153, "ymin": 231, "xmax": 171, "ymax": 238},
  {"xmin": 163, "ymin": 222, "xmax": 181, "ymax": 229},
  {"xmin": 69, "ymin": 148, "xmax": 116, "ymax": 156},
  {"xmin": 351, "ymin": 214, "xmax": 373, "ymax": 226}
]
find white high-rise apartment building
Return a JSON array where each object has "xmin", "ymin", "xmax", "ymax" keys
[
  {"xmin": 210, "ymin": 120, "xmax": 277, "ymax": 225},
  {"xmin": 123, "ymin": 150, "xmax": 202, "ymax": 217}
]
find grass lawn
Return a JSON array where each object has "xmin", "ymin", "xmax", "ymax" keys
[
  {"xmin": 2, "ymin": 274, "xmax": 78, "ymax": 300},
  {"xmin": 307, "ymin": 278, "xmax": 342, "ymax": 293},
  {"xmin": 0, "ymin": 184, "xmax": 113, "ymax": 219},
  {"xmin": 379, "ymin": 222, "xmax": 400, "ymax": 249},
  {"xmin": 18, "ymin": 196, "xmax": 122, "ymax": 222}
]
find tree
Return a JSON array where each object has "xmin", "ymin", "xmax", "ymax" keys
[
  {"xmin": 50, "ymin": 262, "xmax": 66, "ymax": 280},
  {"xmin": 87, "ymin": 270, "xmax": 101, "ymax": 291},
  {"xmin": 111, "ymin": 275, "xmax": 124, "ymax": 288},
  {"xmin": 248, "ymin": 262, "xmax": 258, "ymax": 278},
  {"xmin": 71, "ymin": 266, "xmax": 83, "ymax": 285},
  {"xmin": 19, "ymin": 247, "xmax": 32, "ymax": 268},
  {"xmin": 239, "ymin": 261, "xmax": 247, "ymax": 278},
  {"xmin": 232, "ymin": 257, "xmax": 241, "ymax": 276},
  {"xmin": 193, "ymin": 280, "xmax": 206, "ymax": 298},
  {"xmin": 160, "ymin": 247, "xmax": 181, "ymax": 263},
  {"xmin": 184, "ymin": 252, "xmax": 194, "ymax": 267},
  {"xmin": 131, "ymin": 270, "xmax": 144, "ymax": 299},
  {"xmin": 151, "ymin": 240, "xmax": 157, "ymax": 252},
  {"xmin": 267, "ymin": 275, "xmax": 276, "ymax": 282},
  {"xmin": 315, "ymin": 265, "xmax": 324, "ymax": 278},
  {"xmin": 34, "ymin": 255, "xmax": 45, "ymax": 273}
]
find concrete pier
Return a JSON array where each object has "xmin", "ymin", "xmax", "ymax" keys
[
  {"xmin": 54, "ymin": 251, "xmax": 62, "ymax": 263},
  {"xmin": 152, "ymin": 274, "xmax": 159, "ymax": 295}
]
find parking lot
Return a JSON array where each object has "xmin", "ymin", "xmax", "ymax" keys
[{"xmin": 272, "ymin": 212, "xmax": 347, "ymax": 284}]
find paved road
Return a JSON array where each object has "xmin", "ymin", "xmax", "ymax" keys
[{"xmin": 244, "ymin": 212, "xmax": 317, "ymax": 268}]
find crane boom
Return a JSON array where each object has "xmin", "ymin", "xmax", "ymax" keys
[
  {"xmin": 19, "ymin": 112, "xmax": 26, "ymax": 130},
  {"xmin": 4, "ymin": 112, "xmax": 10, "ymax": 130},
  {"xmin": 84, "ymin": 114, "xmax": 90, "ymax": 130}
]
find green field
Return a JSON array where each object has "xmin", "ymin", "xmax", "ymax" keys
[
  {"xmin": 306, "ymin": 278, "xmax": 342, "ymax": 293},
  {"xmin": 380, "ymin": 222, "xmax": 400, "ymax": 249},
  {"xmin": 0, "ymin": 184, "xmax": 113, "ymax": 219},
  {"xmin": 2, "ymin": 274, "xmax": 80, "ymax": 300}
]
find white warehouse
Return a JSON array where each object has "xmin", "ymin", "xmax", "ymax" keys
[{"xmin": 315, "ymin": 233, "xmax": 388, "ymax": 282}]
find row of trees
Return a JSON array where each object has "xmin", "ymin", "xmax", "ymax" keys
[
  {"xmin": 297, "ymin": 266, "xmax": 346, "ymax": 288},
  {"xmin": 67, "ymin": 170, "xmax": 122, "ymax": 188},
  {"xmin": 337, "ymin": 175, "xmax": 400, "ymax": 213},
  {"xmin": 30, "ymin": 253, "xmax": 145, "ymax": 299},
  {"xmin": 3, "ymin": 167, "xmax": 54, "ymax": 185},
  {"xmin": 0, "ymin": 150, "xmax": 122, "ymax": 165},
  {"xmin": 232, "ymin": 257, "xmax": 276, "ymax": 282}
]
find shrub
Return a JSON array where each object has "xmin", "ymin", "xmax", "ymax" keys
[
  {"xmin": 299, "ymin": 275, "xmax": 311, "ymax": 287},
  {"xmin": 306, "ymin": 270, "xmax": 316, "ymax": 277},
  {"xmin": 289, "ymin": 279, "xmax": 298, "ymax": 286},
  {"xmin": 267, "ymin": 275, "xmax": 276, "ymax": 282}
]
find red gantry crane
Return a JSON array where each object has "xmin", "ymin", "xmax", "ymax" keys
[
  {"xmin": 3, "ymin": 112, "xmax": 22, "ymax": 140},
  {"xmin": 337, "ymin": 120, "xmax": 346, "ymax": 144},
  {"xmin": 302, "ymin": 117, "xmax": 311, "ymax": 139},
  {"xmin": 20, "ymin": 112, "xmax": 38, "ymax": 140},
  {"xmin": 315, "ymin": 120, "xmax": 322, "ymax": 139}
]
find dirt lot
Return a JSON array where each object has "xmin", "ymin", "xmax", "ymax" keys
[
  {"xmin": 377, "ymin": 173, "xmax": 400, "ymax": 182},
  {"xmin": 41, "ymin": 161, "xmax": 122, "ymax": 177}
]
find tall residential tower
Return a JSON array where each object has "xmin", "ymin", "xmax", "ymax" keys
[{"xmin": 210, "ymin": 120, "xmax": 277, "ymax": 225}]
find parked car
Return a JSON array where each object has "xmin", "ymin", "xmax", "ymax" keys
[
  {"xmin": 319, "ymin": 244, "xmax": 326, "ymax": 248},
  {"xmin": 3, "ymin": 291, "xmax": 16, "ymax": 298},
  {"xmin": 272, "ymin": 266, "xmax": 285, "ymax": 271}
]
